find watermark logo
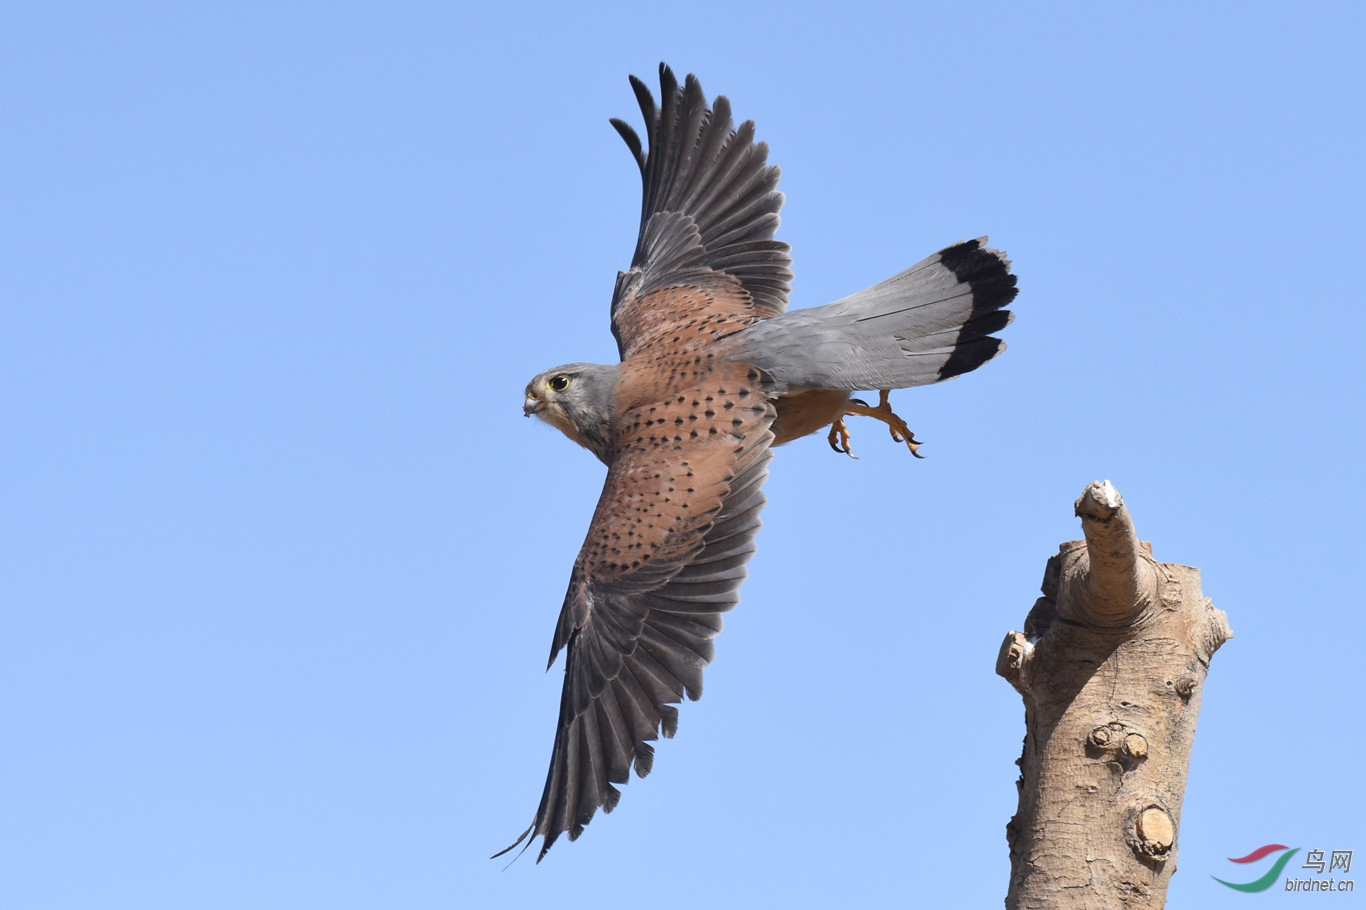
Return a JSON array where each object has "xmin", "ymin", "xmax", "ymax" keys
[
  {"xmin": 1214, "ymin": 844, "xmax": 1354, "ymax": 893},
  {"xmin": 1213, "ymin": 844, "xmax": 1299, "ymax": 892}
]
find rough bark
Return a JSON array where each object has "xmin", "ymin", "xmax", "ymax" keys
[{"xmin": 997, "ymin": 481, "xmax": 1232, "ymax": 909}]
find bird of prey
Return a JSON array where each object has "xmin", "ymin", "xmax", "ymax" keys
[{"xmin": 503, "ymin": 64, "xmax": 1017, "ymax": 862}]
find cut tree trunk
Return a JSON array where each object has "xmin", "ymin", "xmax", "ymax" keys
[{"xmin": 997, "ymin": 481, "xmax": 1231, "ymax": 909}]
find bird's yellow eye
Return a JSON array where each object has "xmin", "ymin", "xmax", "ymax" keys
[{"xmin": 547, "ymin": 375, "xmax": 571, "ymax": 392}]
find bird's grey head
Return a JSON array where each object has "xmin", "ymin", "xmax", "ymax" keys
[{"xmin": 523, "ymin": 362, "xmax": 619, "ymax": 463}]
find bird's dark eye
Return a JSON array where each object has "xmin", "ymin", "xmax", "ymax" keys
[{"xmin": 547, "ymin": 375, "xmax": 571, "ymax": 392}]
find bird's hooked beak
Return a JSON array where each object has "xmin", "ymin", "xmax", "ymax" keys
[{"xmin": 523, "ymin": 394, "xmax": 543, "ymax": 418}]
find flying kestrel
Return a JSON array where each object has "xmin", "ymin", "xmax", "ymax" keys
[{"xmin": 503, "ymin": 64, "xmax": 1017, "ymax": 861}]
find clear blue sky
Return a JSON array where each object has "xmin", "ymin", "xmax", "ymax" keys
[{"xmin": 5, "ymin": 3, "xmax": 1363, "ymax": 908}]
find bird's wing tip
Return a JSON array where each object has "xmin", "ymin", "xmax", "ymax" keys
[{"xmin": 491, "ymin": 822, "xmax": 536, "ymax": 866}]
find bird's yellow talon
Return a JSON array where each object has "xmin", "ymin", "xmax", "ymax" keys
[
  {"xmin": 827, "ymin": 417, "xmax": 858, "ymax": 458},
  {"xmin": 838, "ymin": 390, "xmax": 925, "ymax": 458}
]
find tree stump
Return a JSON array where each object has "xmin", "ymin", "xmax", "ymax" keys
[{"xmin": 997, "ymin": 480, "xmax": 1232, "ymax": 909}]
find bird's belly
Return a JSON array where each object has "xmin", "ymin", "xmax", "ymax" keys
[{"xmin": 770, "ymin": 389, "xmax": 851, "ymax": 445}]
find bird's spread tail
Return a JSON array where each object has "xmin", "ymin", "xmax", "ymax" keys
[{"xmin": 737, "ymin": 238, "xmax": 1018, "ymax": 393}]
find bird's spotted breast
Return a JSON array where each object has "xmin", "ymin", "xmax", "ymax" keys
[{"xmin": 578, "ymin": 360, "xmax": 773, "ymax": 582}]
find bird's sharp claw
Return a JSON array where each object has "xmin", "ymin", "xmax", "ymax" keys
[
  {"xmin": 837, "ymin": 390, "xmax": 925, "ymax": 458},
  {"xmin": 826, "ymin": 417, "xmax": 858, "ymax": 458}
]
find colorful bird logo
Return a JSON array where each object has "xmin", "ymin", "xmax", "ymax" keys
[{"xmin": 1212, "ymin": 844, "xmax": 1300, "ymax": 892}]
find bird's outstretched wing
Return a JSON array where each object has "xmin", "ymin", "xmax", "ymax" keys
[
  {"xmin": 499, "ymin": 362, "xmax": 776, "ymax": 862},
  {"xmin": 499, "ymin": 65, "xmax": 794, "ymax": 863},
  {"xmin": 608, "ymin": 64, "xmax": 793, "ymax": 360}
]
